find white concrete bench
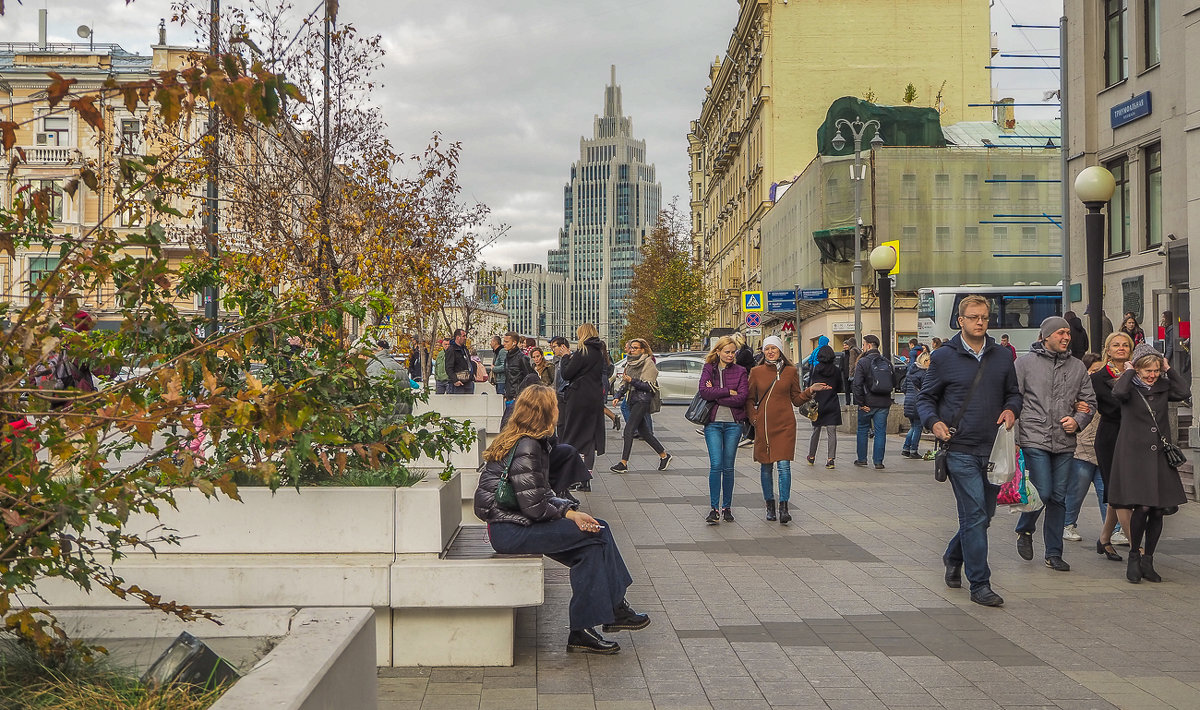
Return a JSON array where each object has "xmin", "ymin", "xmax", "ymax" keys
[
  {"xmin": 33, "ymin": 478, "xmax": 543, "ymax": 667},
  {"xmin": 413, "ymin": 394, "xmax": 504, "ymax": 435}
]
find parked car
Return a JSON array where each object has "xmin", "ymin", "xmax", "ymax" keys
[{"xmin": 652, "ymin": 353, "xmax": 705, "ymax": 404}]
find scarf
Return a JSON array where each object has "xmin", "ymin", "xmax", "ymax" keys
[
  {"xmin": 623, "ymin": 352, "xmax": 658, "ymax": 386},
  {"xmin": 806, "ymin": 335, "xmax": 829, "ymax": 368},
  {"xmin": 1132, "ymin": 374, "xmax": 1152, "ymax": 389}
]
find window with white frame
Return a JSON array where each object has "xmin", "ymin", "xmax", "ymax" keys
[
  {"xmin": 119, "ymin": 118, "xmax": 142, "ymax": 155},
  {"xmin": 901, "ymin": 174, "xmax": 918, "ymax": 200},
  {"xmin": 963, "ymin": 174, "xmax": 979, "ymax": 200},
  {"xmin": 1021, "ymin": 226, "xmax": 1038, "ymax": 252},
  {"xmin": 1020, "ymin": 174, "xmax": 1038, "ymax": 201},
  {"xmin": 934, "ymin": 226, "xmax": 951, "ymax": 252},
  {"xmin": 37, "ymin": 115, "xmax": 69, "ymax": 146},
  {"xmin": 964, "ymin": 226, "xmax": 980, "ymax": 252},
  {"xmin": 993, "ymin": 226, "xmax": 1009, "ymax": 252},
  {"xmin": 28, "ymin": 255, "xmax": 61, "ymax": 290},
  {"xmin": 934, "ymin": 174, "xmax": 950, "ymax": 200}
]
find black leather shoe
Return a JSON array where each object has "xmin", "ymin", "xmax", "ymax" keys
[
  {"xmin": 1126, "ymin": 550, "xmax": 1142, "ymax": 584},
  {"xmin": 1016, "ymin": 532, "xmax": 1034, "ymax": 560},
  {"xmin": 853, "ymin": 460, "xmax": 868, "ymax": 467},
  {"xmin": 778, "ymin": 501, "xmax": 792, "ymax": 525},
  {"xmin": 567, "ymin": 627, "xmax": 620, "ymax": 654},
  {"xmin": 1096, "ymin": 539, "xmax": 1123, "ymax": 561},
  {"xmin": 944, "ymin": 563, "xmax": 962, "ymax": 589},
  {"xmin": 1140, "ymin": 554, "xmax": 1162, "ymax": 583},
  {"xmin": 575, "ymin": 481, "xmax": 591, "ymax": 492},
  {"xmin": 1044, "ymin": 556, "xmax": 1070, "ymax": 572},
  {"xmin": 970, "ymin": 586, "xmax": 1004, "ymax": 607},
  {"xmin": 603, "ymin": 601, "xmax": 651, "ymax": 631},
  {"xmin": 765, "ymin": 500, "xmax": 776, "ymax": 521}
]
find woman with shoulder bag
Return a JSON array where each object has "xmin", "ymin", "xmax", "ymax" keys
[
  {"xmin": 559, "ymin": 324, "xmax": 608, "ymax": 475},
  {"xmin": 610, "ymin": 338, "xmax": 671, "ymax": 473},
  {"xmin": 474, "ymin": 385, "xmax": 648, "ymax": 654},
  {"xmin": 901, "ymin": 351, "xmax": 930, "ymax": 459},
  {"xmin": 697, "ymin": 337, "xmax": 749, "ymax": 524},
  {"xmin": 807, "ymin": 344, "xmax": 843, "ymax": 469},
  {"xmin": 1108, "ymin": 344, "xmax": 1191, "ymax": 583},
  {"xmin": 747, "ymin": 336, "xmax": 830, "ymax": 524}
]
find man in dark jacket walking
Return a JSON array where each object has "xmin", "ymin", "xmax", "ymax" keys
[
  {"xmin": 917, "ymin": 295, "xmax": 1021, "ymax": 607},
  {"xmin": 445, "ymin": 329, "xmax": 474, "ymax": 394},
  {"xmin": 502, "ymin": 331, "xmax": 535, "ymax": 404},
  {"xmin": 852, "ymin": 335, "xmax": 893, "ymax": 469},
  {"xmin": 1063, "ymin": 311, "xmax": 1089, "ymax": 359}
]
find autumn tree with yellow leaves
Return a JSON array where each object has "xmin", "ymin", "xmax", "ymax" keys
[{"xmin": 622, "ymin": 203, "xmax": 711, "ymax": 351}]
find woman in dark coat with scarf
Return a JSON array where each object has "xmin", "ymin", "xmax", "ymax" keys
[
  {"xmin": 609, "ymin": 338, "xmax": 671, "ymax": 473},
  {"xmin": 747, "ymin": 336, "xmax": 829, "ymax": 524},
  {"xmin": 475, "ymin": 385, "xmax": 649, "ymax": 654},
  {"xmin": 901, "ymin": 351, "xmax": 930, "ymax": 459},
  {"xmin": 807, "ymin": 344, "xmax": 843, "ymax": 469},
  {"xmin": 1108, "ymin": 343, "xmax": 1190, "ymax": 583},
  {"xmin": 559, "ymin": 323, "xmax": 607, "ymax": 474}
]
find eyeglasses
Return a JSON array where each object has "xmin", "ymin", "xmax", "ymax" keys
[
  {"xmin": 959, "ymin": 314, "xmax": 988, "ymax": 322},
  {"xmin": 629, "ymin": 344, "xmax": 642, "ymax": 350}
]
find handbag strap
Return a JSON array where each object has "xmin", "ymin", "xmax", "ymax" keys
[
  {"xmin": 1135, "ymin": 389, "xmax": 1173, "ymax": 447},
  {"xmin": 498, "ymin": 441, "xmax": 520, "ymax": 481},
  {"xmin": 945, "ymin": 354, "xmax": 988, "ymax": 438}
]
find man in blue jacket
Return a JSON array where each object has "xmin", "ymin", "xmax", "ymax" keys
[{"xmin": 916, "ymin": 294, "xmax": 1022, "ymax": 607}]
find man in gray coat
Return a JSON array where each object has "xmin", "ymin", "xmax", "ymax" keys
[{"xmin": 1013, "ymin": 316, "xmax": 1096, "ymax": 572}]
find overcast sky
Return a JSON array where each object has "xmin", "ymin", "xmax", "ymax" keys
[{"xmin": 2, "ymin": 0, "xmax": 1063, "ymax": 268}]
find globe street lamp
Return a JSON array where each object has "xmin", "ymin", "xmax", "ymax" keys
[
  {"xmin": 832, "ymin": 118, "xmax": 884, "ymax": 348},
  {"xmin": 1074, "ymin": 166, "xmax": 1116, "ymax": 351},
  {"xmin": 869, "ymin": 244, "xmax": 898, "ymax": 361}
]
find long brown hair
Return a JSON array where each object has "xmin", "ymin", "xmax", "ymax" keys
[{"xmin": 483, "ymin": 385, "xmax": 558, "ymax": 461}]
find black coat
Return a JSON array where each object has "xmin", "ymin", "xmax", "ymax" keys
[
  {"xmin": 1067, "ymin": 316, "xmax": 1089, "ymax": 359},
  {"xmin": 904, "ymin": 366, "xmax": 927, "ymax": 419},
  {"xmin": 916, "ymin": 334, "xmax": 1023, "ymax": 456},
  {"xmin": 473, "ymin": 436, "xmax": 575, "ymax": 526},
  {"xmin": 810, "ymin": 349, "xmax": 842, "ymax": 427},
  {"xmin": 445, "ymin": 341, "xmax": 472, "ymax": 385},
  {"xmin": 852, "ymin": 350, "xmax": 894, "ymax": 408},
  {"xmin": 504, "ymin": 347, "xmax": 535, "ymax": 400},
  {"xmin": 1108, "ymin": 368, "xmax": 1190, "ymax": 508},
  {"xmin": 558, "ymin": 337, "xmax": 607, "ymax": 458},
  {"xmin": 736, "ymin": 345, "xmax": 756, "ymax": 372}
]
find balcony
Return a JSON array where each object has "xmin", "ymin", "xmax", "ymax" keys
[{"xmin": 17, "ymin": 146, "xmax": 78, "ymax": 165}]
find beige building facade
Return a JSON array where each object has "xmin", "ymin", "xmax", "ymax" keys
[
  {"xmin": 1063, "ymin": 0, "xmax": 1196, "ymax": 377},
  {"xmin": 688, "ymin": 0, "xmax": 993, "ymax": 330}
]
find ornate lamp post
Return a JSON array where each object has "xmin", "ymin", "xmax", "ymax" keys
[
  {"xmin": 868, "ymin": 244, "xmax": 898, "ymax": 361},
  {"xmin": 831, "ymin": 118, "xmax": 884, "ymax": 348},
  {"xmin": 1074, "ymin": 166, "xmax": 1116, "ymax": 351}
]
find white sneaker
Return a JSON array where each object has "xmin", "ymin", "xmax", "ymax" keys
[
  {"xmin": 1111, "ymin": 529, "xmax": 1130, "ymax": 546},
  {"xmin": 1062, "ymin": 524, "xmax": 1082, "ymax": 542}
]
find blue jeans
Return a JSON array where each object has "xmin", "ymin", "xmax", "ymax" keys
[
  {"xmin": 903, "ymin": 416, "xmax": 922, "ymax": 452},
  {"xmin": 1066, "ymin": 458, "xmax": 1106, "ymax": 528},
  {"xmin": 1014, "ymin": 448, "xmax": 1073, "ymax": 559},
  {"xmin": 944, "ymin": 452, "xmax": 1000, "ymax": 593},
  {"xmin": 760, "ymin": 460, "xmax": 792, "ymax": 502},
  {"xmin": 704, "ymin": 421, "xmax": 741, "ymax": 509},
  {"xmin": 488, "ymin": 518, "xmax": 632, "ymax": 631},
  {"xmin": 495, "ymin": 381, "xmax": 506, "ymax": 397},
  {"xmin": 856, "ymin": 407, "xmax": 889, "ymax": 464}
]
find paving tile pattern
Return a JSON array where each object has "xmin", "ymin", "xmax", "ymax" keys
[{"xmin": 380, "ymin": 406, "xmax": 1200, "ymax": 709}]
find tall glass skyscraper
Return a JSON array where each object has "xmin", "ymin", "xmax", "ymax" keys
[{"xmin": 548, "ymin": 66, "xmax": 662, "ymax": 345}]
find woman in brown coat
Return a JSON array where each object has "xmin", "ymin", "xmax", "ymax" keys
[{"xmin": 747, "ymin": 336, "xmax": 830, "ymax": 524}]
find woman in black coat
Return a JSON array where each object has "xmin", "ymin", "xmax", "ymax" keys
[
  {"xmin": 1108, "ymin": 346, "xmax": 1190, "ymax": 584},
  {"xmin": 806, "ymin": 345, "xmax": 842, "ymax": 468},
  {"xmin": 902, "ymin": 351, "xmax": 929, "ymax": 458},
  {"xmin": 475, "ymin": 386, "xmax": 649, "ymax": 654},
  {"xmin": 558, "ymin": 323, "xmax": 607, "ymax": 473},
  {"xmin": 1091, "ymin": 331, "xmax": 1135, "ymax": 558}
]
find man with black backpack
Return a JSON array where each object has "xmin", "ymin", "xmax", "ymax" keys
[{"xmin": 852, "ymin": 334, "xmax": 893, "ymax": 469}]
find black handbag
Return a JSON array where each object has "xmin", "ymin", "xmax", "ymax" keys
[
  {"xmin": 934, "ymin": 362, "xmax": 987, "ymax": 482},
  {"xmin": 684, "ymin": 393, "xmax": 714, "ymax": 425},
  {"xmin": 494, "ymin": 447, "xmax": 521, "ymax": 511},
  {"xmin": 1137, "ymin": 391, "xmax": 1187, "ymax": 468}
]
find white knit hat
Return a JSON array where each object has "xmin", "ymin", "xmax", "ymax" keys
[{"xmin": 762, "ymin": 335, "xmax": 785, "ymax": 353}]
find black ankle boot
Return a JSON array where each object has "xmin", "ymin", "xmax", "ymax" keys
[
  {"xmin": 567, "ymin": 627, "xmax": 620, "ymax": 654},
  {"xmin": 1126, "ymin": 549, "xmax": 1142, "ymax": 584},
  {"xmin": 765, "ymin": 500, "xmax": 776, "ymax": 521},
  {"xmin": 778, "ymin": 501, "xmax": 791, "ymax": 525},
  {"xmin": 603, "ymin": 600, "xmax": 651, "ymax": 631},
  {"xmin": 1140, "ymin": 553, "xmax": 1162, "ymax": 583}
]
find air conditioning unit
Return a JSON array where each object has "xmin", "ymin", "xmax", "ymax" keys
[{"xmin": 36, "ymin": 133, "xmax": 50, "ymax": 145}]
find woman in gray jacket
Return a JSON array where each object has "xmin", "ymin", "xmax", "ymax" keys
[{"xmin": 475, "ymin": 385, "xmax": 649, "ymax": 654}]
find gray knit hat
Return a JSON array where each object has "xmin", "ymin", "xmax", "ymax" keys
[
  {"xmin": 1131, "ymin": 342, "xmax": 1162, "ymax": 364},
  {"xmin": 1039, "ymin": 316, "xmax": 1071, "ymax": 340}
]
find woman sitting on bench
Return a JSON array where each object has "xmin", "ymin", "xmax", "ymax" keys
[{"xmin": 474, "ymin": 385, "xmax": 650, "ymax": 655}]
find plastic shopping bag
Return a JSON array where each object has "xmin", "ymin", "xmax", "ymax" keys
[
  {"xmin": 1012, "ymin": 450, "xmax": 1045, "ymax": 513},
  {"xmin": 987, "ymin": 424, "xmax": 1017, "ymax": 485}
]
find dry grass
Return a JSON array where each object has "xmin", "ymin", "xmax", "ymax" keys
[{"xmin": 0, "ymin": 658, "xmax": 227, "ymax": 710}]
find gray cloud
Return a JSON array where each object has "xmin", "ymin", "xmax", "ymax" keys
[{"xmin": 2, "ymin": 0, "xmax": 1063, "ymax": 268}]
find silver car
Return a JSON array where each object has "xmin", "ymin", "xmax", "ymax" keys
[{"xmin": 653, "ymin": 353, "xmax": 706, "ymax": 404}]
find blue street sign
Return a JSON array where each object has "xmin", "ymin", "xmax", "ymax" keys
[
  {"xmin": 766, "ymin": 290, "xmax": 795, "ymax": 300},
  {"xmin": 1111, "ymin": 91, "xmax": 1151, "ymax": 129},
  {"xmin": 767, "ymin": 300, "xmax": 796, "ymax": 312},
  {"xmin": 798, "ymin": 289, "xmax": 829, "ymax": 300}
]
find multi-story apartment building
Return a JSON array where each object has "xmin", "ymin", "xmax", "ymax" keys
[
  {"xmin": 547, "ymin": 66, "xmax": 661, "ymax": 345},
  {"xmin": 760, "ymin": 110, "xmax": 1062, "ymax": 360},
  {"xmin": 1063, "ymin": 0, "xmax": 1194, "ymax": 379},
  {"xmin": 498, "ymin": 263, "xmax": 567, "ymax": 339},
  {"xmin": 689, "ymin": 0, "xmax": 994, "ymax": 330}
]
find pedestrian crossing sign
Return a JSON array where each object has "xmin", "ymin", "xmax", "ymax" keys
[{"xmin": 742, "ymin": 291, "xmax": 764, "ymax": 312}]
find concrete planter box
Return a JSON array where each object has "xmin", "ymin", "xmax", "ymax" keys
[{"xmin": 414, "ymin": 394, "xmax": 504, "ymax": 434}]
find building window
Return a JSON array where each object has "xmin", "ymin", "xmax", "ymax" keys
[
  {"xmin": 826, "ymin": 177, "xmax": 840, "ymax": 204},
  {"xmin": 993, "ymin": 226, "xmax": 1009, "ymax": 253},
  {"xmin": 991, "ymin": 173, "xmax": 1009, "ymax": 200},
  {"xmin": 34, "ymin": 180, "xmax": 63, "ymax": 221},
  {"xmin": 1020, "ymin": 174, "xmax": 1038, "ymax": 201},
  {"xmin": 934, "ymin": 174, "xmax": 950, "ymax": 200},
  {"xmin": 28, "ymin": 256, "xmax": 61, "ymax": 288},
  {"xmin": 1145, "ymin": 143, "xmax": 1161, "ymax": 248},
  {"xmin": 964, "ymin": 226, "xmax": 980, "ymax": 252},
  {"xmin": 38, "ymin": 115, "xmax": 69, "ymax": 146},
  {"xmin": 119, "ymin": 118, "xmax": 142, "ymax": 155},
  {"xmin": 901, "ymin": 174, "xmax": 917, "ymax": 200},
  {"xmin": 1106, "ymin": 157, "xmax": 1130, "ymax": 256},
  {"xmin": 963, "ymin": 174, "xmax": 979, "ymax": 200},
  {"xmin": 1105, "ymin": 0, "xmax": 1127, "ymax": 86},
  {"xmin": 1144, "ymin": 0, "xmax": 1160, "ymax": 67},
  {"xmin": 934, "ymin": 226, "xmax": 951, "ymax": 252},
  {"xmin": 1021, "ymin": 226, "xmax": 1038, "ymax": 253}
]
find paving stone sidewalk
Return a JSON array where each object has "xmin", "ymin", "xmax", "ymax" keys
[{"xmin": 380, "ymin": 406, "xmax": 1200, "ymax": 709}]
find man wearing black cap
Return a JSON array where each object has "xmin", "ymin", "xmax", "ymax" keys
[{"xmin": 1012, "ymin": 316, "xmax": 1096, "ymax": 573}]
